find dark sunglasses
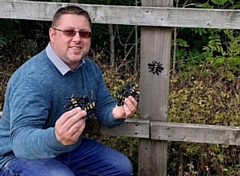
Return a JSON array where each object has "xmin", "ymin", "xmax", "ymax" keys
[{"xmin": 52, "ymin": 27, "xmax": 91, "ymax": 38}]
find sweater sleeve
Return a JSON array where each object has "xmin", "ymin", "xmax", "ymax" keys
[{"xmin": 8, "ymin": 75, "xmax": 80, "ymax": 159}]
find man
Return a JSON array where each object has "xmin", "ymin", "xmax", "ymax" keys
[{"xmin": 0, "ymin": 5, "xmax": 137, "ymax": 176}]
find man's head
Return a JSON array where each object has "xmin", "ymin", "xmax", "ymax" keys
[{"xmin": 49, "ymin": 5, "xmax": 92, "ymax": 70}]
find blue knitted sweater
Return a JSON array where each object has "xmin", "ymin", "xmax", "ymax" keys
[{"xmin": 0, "ymin": 48, "xmax": 124, "ymax": 168}]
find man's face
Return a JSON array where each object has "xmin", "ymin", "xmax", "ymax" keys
[{"xmin": 49, "ymin": 14, "xmax": 91, "ymax": 70}]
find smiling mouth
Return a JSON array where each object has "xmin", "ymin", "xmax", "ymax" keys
[{"xmin": 70, "ymin": 46, "xmax": 82, "ymax": 50}]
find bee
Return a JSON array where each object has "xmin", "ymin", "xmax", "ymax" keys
[
  {"xmin": 64, "ymin": 95, "xmax": 96, "ymax": 118},
  {"xmin": 63, "ymin": 94, "xmax": 80, "ymax": 111},
  {"xmin": 129, "ymin": 84, "xmax": 140, "ymax": 102},
  {"xmin": 115, "ymin": 84, "xmax": 140, "ymax": 106},
  {"xmin": 148, "ymin": 61, "xmax": 164, "ymax": 75},
  {"xmin": 115, "ymin": 93, "xmax": 125, "ymax": 106},
  {"xmin": 80, "ymin": 96, "xmax": 96, "ymax": 118}
]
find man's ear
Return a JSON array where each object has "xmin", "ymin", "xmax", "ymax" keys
[{"xmin": 49, "ymin": 27, "xmax": 55, "ymax": 41}]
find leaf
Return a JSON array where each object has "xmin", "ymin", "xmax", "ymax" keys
[{"xmin": 211, "ymin": 0, "xmax": 227, "ymax": 5}]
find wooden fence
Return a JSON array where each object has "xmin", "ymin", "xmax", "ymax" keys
[{"xmin": 0, "ymin": 0, "xmax": 240, "ymax": 175}]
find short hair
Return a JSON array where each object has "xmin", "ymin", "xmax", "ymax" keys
[{"xmin": 51, "ymin": 5, "xmax": 92, "ymax": 27}]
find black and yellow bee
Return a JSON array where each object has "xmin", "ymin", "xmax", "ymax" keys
[
  {"xmin": 115, "ymin": 84, "xmax": 140, "ymax": 106},
  {"xmin": 115, "ymin": 92, "xmax": 126, "ymax": 106},
  {"xmin": 148, "ymin": 61, "xmax": 164, "ymax": 75},
  {"xmin": 80, "ymin": 96, "xmax": 96, "ymax": 118},
  {"xmin": 63, "ymin": 94, "xmax": 80, "ymax": 111},
  {"xmin": 64, "ymin": 95, "xmax": 96, "ymax": 118},
  {"xmin": 129, "ymin": 84, "xmax": 140, "ymax": 102}
]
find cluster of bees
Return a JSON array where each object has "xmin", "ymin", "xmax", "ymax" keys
[
  {"xmin": 64, "ymin": 84, "xmax": 140, "ymax": 117},
  {"xmin": 64, "ymin": 95, "xmax": 96, "ymax": 118},
  {"xmin": 64, "ymin": 60, "xmax": 164, "ymax": 117},
  {"xmin": 115, "ymin": 84, "xmax": 140, "ymax": 106}
]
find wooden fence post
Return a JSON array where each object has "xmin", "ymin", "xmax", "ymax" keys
[{"xmin": 138, "ymin": 0, "xmax": 173, "ymax": 175}]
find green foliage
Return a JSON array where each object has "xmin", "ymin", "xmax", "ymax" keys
[
  {"xmin": 173, "ymin": 0, "xmax": 240, "ymax": 73},
  {"xmin": 168, "ymin": 64, "xmax": 240, "ymax": 175},
  {"xmin": 174, "ymin": 27, "xmax": 240, "ymax": 76},
  {"xmin": 202, "ymin": 29, "xmax": 240, "ymax": 69},
  {"xmin": 211, "ymin": 0, "xmax": 228, "ymax": 5},
  {"xmin": 0, "ymin": 19, "xmax": 19, "ymax": 47}
]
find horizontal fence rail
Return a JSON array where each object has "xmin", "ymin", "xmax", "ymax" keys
[
  {"xmin": 1, "ymin": 0, "xmax": 240, "ymax": 29},
  {"xmin": 1, "ymin": 112, "xmax": 239, "ymax": 146},
  {"xmin": 151, "ymin": 121, "xmax": 240, "ymax": 145}
]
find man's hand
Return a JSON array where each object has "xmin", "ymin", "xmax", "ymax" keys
[
  {"xmin": 112, "ymin": 96, "xmax": 138, "ymax": 119},
  {"xmin": 55, "ymin": 107, "xmax": 87, "ymax": 145}
]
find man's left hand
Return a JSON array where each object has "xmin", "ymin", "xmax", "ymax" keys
[{"xmin": 112, "ymin": 96, "xmax": 138, "ymax": 119}]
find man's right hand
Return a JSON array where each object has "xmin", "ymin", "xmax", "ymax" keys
[{"xmin": 55, "ymin": 107, "xmax": 86, "ymax": 145}]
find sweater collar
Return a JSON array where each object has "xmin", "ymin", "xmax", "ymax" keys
[{"xmin": 46, "ymin": 43, "xmax": 85, "ymax": 75}]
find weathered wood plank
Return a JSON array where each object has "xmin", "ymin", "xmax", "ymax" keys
[
  {"xmin": 1, "ymin": 0, "xmax": 240, "ymax": 29},
  {"xmin": 100, "ymin": 119, "xmax": 150, "ymax": 138},
  {"xmin": 138, "ymin": 0, "xmax": 172, "ymax": 175},
  {"xmin": 151, "ymin": 121, "xmax": 240, "ymax": 146}
]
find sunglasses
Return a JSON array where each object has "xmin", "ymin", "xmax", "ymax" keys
[{"xmin": 52, "ymin": 27, "xmax": 91, "ymax": 38}]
